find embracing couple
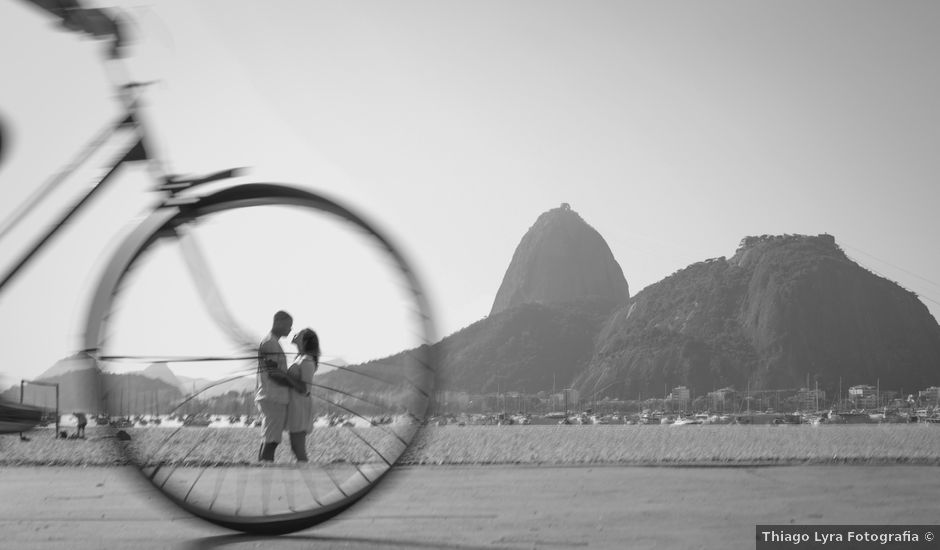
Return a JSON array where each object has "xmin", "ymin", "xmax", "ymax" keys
[{"xmin": 255, "ymin": 310, "xmax": 319, "ymax": 463}]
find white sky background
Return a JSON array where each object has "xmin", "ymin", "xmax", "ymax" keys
[{"xmin": 2, "ymin": 0, "xmax": 940, "ymax": 385}]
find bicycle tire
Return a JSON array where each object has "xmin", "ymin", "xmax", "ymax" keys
[{"xmin": 83, "ymin": 183, "xmax": 436, "ymax": 534}]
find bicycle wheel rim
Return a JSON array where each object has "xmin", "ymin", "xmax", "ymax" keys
[{"xmin": 83, "ymin": 183, "xmax": 436, "ymax": 534}]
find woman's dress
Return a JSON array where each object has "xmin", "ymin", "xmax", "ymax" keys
[{"xmin": 287, "ymin": 355, "xmax": 317, "ymax": 433}]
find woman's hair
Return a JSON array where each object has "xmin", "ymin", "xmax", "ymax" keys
[{"xmin": 296, "ymin": 328, "xmax": 320, "ymax": 362}]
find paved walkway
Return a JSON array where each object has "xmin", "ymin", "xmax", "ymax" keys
[{"xmin": 0, "ymin": 465, "xmax": 937, "ymax": 549}]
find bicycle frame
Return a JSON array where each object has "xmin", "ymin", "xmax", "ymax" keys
[
  {"xmin": 0, "ymin": 89, "xmax": 151, "ymax": 293},
  {"xmin": 0, "ymin": 83, "xmax": 254, "ymax": 350},
  {"xmin": 0, "ymin": 1, "xmax": 160, "ymax": 292}
]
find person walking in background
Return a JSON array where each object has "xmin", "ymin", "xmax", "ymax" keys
[
  {"xmin": 286, "ymin": 328, "xmax": 320, "ymax": 462},
  {"xmin": 73, "ymin": 411, "xmax": 87, "ymax": 438},
  {"xmin": 255, "ymin": 310, "xmax": 293, "ymax": 462}
]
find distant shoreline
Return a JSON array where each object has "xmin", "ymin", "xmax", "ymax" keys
[{"xmin": 2, "ymin": 424, "xmax": 939, "ymax": 468}]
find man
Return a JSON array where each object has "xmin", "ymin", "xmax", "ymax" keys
[
  {"xmin": 255, "ymin": 310, "xmax": 293, "ymax": 462},
  {"xmin": 74, "ymin": 411, "xmax": 87, "ymax": 438}
]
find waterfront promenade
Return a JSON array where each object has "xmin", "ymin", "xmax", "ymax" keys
[{"xmin": 0, "ymin": 464, "xmax": 937, "ymax": 549}]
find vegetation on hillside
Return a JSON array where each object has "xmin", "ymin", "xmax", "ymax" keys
[{"xmin": 577, "ymin": 234, "xmax": 940, "ymax": 400}]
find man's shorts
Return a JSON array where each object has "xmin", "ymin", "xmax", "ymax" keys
[{"xmin": 257, "ymin": 399, "xmax": 287, "ymax": 443}]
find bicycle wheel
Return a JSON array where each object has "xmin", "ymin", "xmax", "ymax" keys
[{"xmin": 82, "ymin": 183, "xmax": 436, "ymax": 534}]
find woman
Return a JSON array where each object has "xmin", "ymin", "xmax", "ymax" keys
[{"xmin": 286, "ymin": 328, "xmax": 319, "ymax": 462}]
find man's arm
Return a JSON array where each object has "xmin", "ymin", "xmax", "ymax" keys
[
  {"xmin": 279, "ymin": 369, "xmax": 308, "ymax": 394},
  {"xmin": 266, "ymin": 368, "xmax": 306, "ymax": 392},
  {"xmin": 258, "ymin": 339, "xmax": 301, "ymax": 389},
  {"xmin": 258, "ymin": 339, "xmax": 285, "ymax": 370}
]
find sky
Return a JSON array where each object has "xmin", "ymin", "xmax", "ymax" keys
[{"xmin": 2, "ymin": 0, "xmax": 940, "ymax": 386}]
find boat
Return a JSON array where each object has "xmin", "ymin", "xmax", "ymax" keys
[
  {"xmin": 672, "ymin": 416, "xmax": 702, "ymax": 426},
  {"xmin": 806, "ymin": 414, "xmax": 826, "ymax": 426},
  {"xmin": 591, "ymin": 414, "xmax": 619, "ymax": 425},
  {"xmin": 511, "ymin": 414, "xmax": 531, "ymax": 425},
  {"xmin": 878, "ymin": 409, "xmax": 910, "ymax": 424},
  {"xmin": 0, "ymin": 400, "xmax": 43, "ymax": 434},
  {"xmin": 182, "ymin": 415, "xmax": 212, "ymax": 427},
  {"xmin": 110, "ymin": 417, "xmax": 134, "ymax": 429},
  {"xmin": 734, "ymin": 413, "xmax": 782, "ymax": 425},
  {"xmin": 823, "ymin": 410, "xmax": 873, "ymax": 424}
]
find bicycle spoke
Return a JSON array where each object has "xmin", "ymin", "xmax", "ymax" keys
[
  {"xmin": 310, "ymin": 383, "xmax": 414, "ymax": 443},
  {"xmin": 322, "ymin": 360, "xmax": 430, "ymax": 399},
  {"xmin": 161, "ymin": 372, "xmax": 254, "ymax": 419},
  {"xmin": 354, "ymin": 462, "xmax": 381, "ymax": 485},
  {"xmin": 208, "ymin": 465, "xmax": 227, "ymax": 512},
  {"xmin": 342, "ymin": 426, "xmax": 393, "ymax": 467},
  {"xmin": 260, "ymin": 468, "xmax": 272, "ymax": 516},
  {"xmin": 297, "ymin": 466, "xmax": 323, "ymax": 507},
  {"xmin": 183, "ymin": 467, "xmax": 209, "ymax": 504},
  {"xmin": 282, "ymin": 468, "xmax": 298, "ymax": 512},
  {"xmin": 321, "ymin": 464, "xmax": 349, "ymax": 498},
  {"xmin": 147, "ymin": 402, "xmax": 215, "ymax": 479},
  {"xmin": 235, "ymin": 469, "xmax": 248, "ymax": 516},
  {"xmin": 138, "ymin": 400, "xmax": 223, "ymax": 469},
  {"xmin": 308, "ymin": 391, "xmax": 411, "ymax": 449}
]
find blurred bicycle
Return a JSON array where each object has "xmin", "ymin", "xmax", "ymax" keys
[{"xmin": 1, "ymin": 1, "xmax": 436, "ymax": 535}]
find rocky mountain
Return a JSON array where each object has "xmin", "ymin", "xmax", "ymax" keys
[
  {"xmin": 490, "ymin": 203, "xmax": 630, "ymax": 315},
  {"xmin": 574, "ymin": 234, "xmax": 940, "ymax": 399},
  {"xmin": 2, "ymin": 368, "xmax": 182, "ymax": 414},
  {"xmin": 436, "ymin": 298, "xmax": 615, "ymax": 393},
  {"xmin": 335, "ymin": 218, "xmax": 939, "ymax": 404},
  {"xmin": 315, "ymin": 203, "xmax": 627, "ymax": 406},
  {"xmin": 36, "ymin": 353, "xmax": 96, "ymax": 380},
  {"xmin": 425, "ymin": 203, "xmax": 627, "ymax": 392},
  {"xmin": 98, "ymin": 373, "xmax": 184, "ymax": 416},
  {"xmin": 142, "ymin": 362, "xmax": 183, "ymax": 391},
  {"xmin": 314, "ymin": 298, "xmax": 614, "ymax": 413},
  {"xmin": 145, "ymin": 363, "xmax": 256, "ymax": 401},
  {"xmin": 5, "ymin": 356, "xmax": 252, "ymax": 413},
  {"xmin": 139, "ymin": 362, "xmax": 219, "ymax": 396},
  {"xmin": 179, "ymin": 374, "xmax": 256, "ymax": 400},
  {"xmin": 94, "ymin": 359, "xmax": 253, "ymax": 400}
]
